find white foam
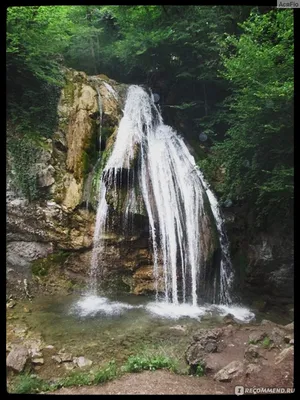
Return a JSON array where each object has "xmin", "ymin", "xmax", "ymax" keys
[
  {"xmin": 146, "ymin": 301, "xmax": 207, "ymax": 320},
  {"xmin": 208, "ymin": 304, "xmax": 255, "ymax": 323},
  {"xmin": 71, "ymin": 295, "xmax": 136, "ymax": 317},
  {"xmin": 146, "ymin": 301, "xmax": 255, "ymax": 322}
]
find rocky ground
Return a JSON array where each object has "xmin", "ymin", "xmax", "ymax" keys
[{"xmin": 6, "ymin": 309, "xmax": 294, "ymax": 395}]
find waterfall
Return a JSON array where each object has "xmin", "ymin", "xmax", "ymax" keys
[{"xmin": 90, "ymin": 85, "xmax": 233, "ymax": 305}]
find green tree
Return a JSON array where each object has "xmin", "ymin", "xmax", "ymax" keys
[{"xmin": 200, "ymin": 9, "xmax": 294, "ymax": 228}]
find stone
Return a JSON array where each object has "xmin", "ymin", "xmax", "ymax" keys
[
  {"xmin": 73, "ymin": 356, "xmax": 93, "ymax": 368},
  {"xmin": 244, "ymin": 345, "xmax": 260, "ymax": 362},
  {"xmin": 57, "ymin": 352, "xmax": 73, "ymax": 362},
  {"xmin": 64, "ymin": 362, "xmax": 75, "ymax": 371},
  {"xmin": 6, "ymin": 345, "xmax": 29, "ymax": 372},
  {"xmin": 23, "ymin": 307, "xmax": 31, "ymax": 313},
  {"xmin": 270, "ymin": 327, "xmax": 286, "ymax": 346},
  {"xmin": 192, "ymin": 328, "xmax": 223, "ymax": 342},
  {"xmin": 169, "ymin": 325, "xmax": 186, "ymax": 332},
  {"xmin": 6, "ymin": 300, "xmax": 16, "ymax": 308},
  {"xmin": 37, "ymin": 165, "xmax": 55, "ymax": 187},
  {"xmin": 52, "ymin": 355, "xmax": 62, "ymax": 364},
  {"xmin": 248, "ymin": 331, "xmax": 266, "ymax": 343},
  {"xmin": 32, "ymin": 358, "xmax": 44, "ymax": 365},
  {"xmin": 284, "ymin": 335, "xmax": 293, "ymax": 344},
  {"xmin": 275, "ymin": 346, "xmax": 294, "ymax": 365},
  {"xmin": 45, "ymin": 345, "xmax": 55, "ymax": 349},
  {"xmin": 290, "ymin": 339, "xmax": 294, "ymax": 345},
  {"xmin": 214, "ymin": 361, "xmax": 244, "ymax": 382},
  {"xmin": 284, "ymin": 322, "xmax": 294, "ymax": 332},
  {"xmin": 32, "ymin": 352, "xmax": 43, "ymax": 358},
  {"xmin": 245, "ymin": 363, "xmax": 262, "ymax": 376},
  {"xmin": 222, "ymin": 314, "xmax": 236, "ymax": 324}
]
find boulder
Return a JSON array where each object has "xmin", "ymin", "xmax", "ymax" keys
[
  {"xmin": 284, "ymin": 322, "xmax": 294, "ymax": 332},
  {"xmin": 214, "ymin": 361, "xmax": 244, "ymax": 382},
  {"xmin": 244, "ymin": 344, "xmax": 261, "ymax": 362},
  {"xmin": 245, "ymin": 363, "xmax": 262, "ymax": 376},
  {"xmin": 248, "ymin": 331, "xmax": 266, "ymax": 343},
  {"xmin": 270, "ymin": 327, "xmax": 286, "ymax": 346},
  {"xmin": 6, "ymin": 345, "xmax": 29, "ymax": 372},
  {"xmin": 275, "ymin": 346, "xmax": 294, "ymax": 365},
  {"xmin": 73, "ymin": 356, "xmax": 93, "ymax": 368}
]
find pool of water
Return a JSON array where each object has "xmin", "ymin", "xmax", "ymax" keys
[{"xmin": 7, "ymin": 292, "xmax": 260, "ymax": 371}]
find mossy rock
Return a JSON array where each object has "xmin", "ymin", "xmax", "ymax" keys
[{"xmin": 31, "ymin": 251, "xmax": 70, "ymax": 277}]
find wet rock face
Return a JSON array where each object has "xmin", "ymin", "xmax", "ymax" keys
[{"xmin": 225, "ymin": 208, "xmax": 294, "ymax": 307}]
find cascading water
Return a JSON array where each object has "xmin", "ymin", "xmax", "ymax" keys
[{"xmin": 89, "ymin": 85, "xmax": 234, "ymax": 306}]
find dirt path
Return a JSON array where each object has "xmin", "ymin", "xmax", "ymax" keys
[{"xmin": 49, "ymin": 370, "xmax": 236, "ymax": 395}]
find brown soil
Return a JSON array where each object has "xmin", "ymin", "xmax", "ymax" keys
[{"xmin": 49, "ymin": 322, "xmax": 294, "ymax": 395}]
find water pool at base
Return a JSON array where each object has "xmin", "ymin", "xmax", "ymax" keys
[{"xmin": 7, "ymin": 293, "xmax": 258, "ymax": 370}]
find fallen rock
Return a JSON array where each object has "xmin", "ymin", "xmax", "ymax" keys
[
  {"xmin": 284, "ymin": 335, "xmax": 293, "ymax": 344},
  {"xmin": 214, "ymin": 361, "xmax": 244, "ymax": 382},
  {"xmin": 244, "ymin": 345, "xmax": 261, "ymax": 362},
  {"xmin": 7, "ymin": 300, "xmax": 16, "ymax": 309},
  {"xmin": 57, "ymin": 352, "xmax": 73, "ymax": 362},
  {"xmin": 52, "ymin": 355, "xmax": 62, "ymax": 364},
  {"xmin": 248, "ymin": 331, "xmax": 266, "ymax": 343},
  {"xmin": 64, "ymin": 362, "xmax": 75, "ymax": 371},
  {"xmin": 275, "ymin": 346, "xmax": 294, "ymax": 364},
  {"xmin": 45, "ymin": 345, "xmax": 55, "ymax": 349},
  {"xmin": 284, "ymin": 322, "xmax": 294, "ymax": 332},
  {"xmin": 6, "ymin": 345, "xmax": 29, "ymax": 372},
  {"xmin": 222, "ymin": 314, "xmax": 236, "ymax": 324},
  {"xmin": 73, "ymin": 356, "xmax": 93, "ymax": 368},
  {"xmin": 32, "ymin": 358, "xmax": 44, "ymax": 365},
  {"xmin": 169, "ymin": 325, "xmax": 186, "ymax": 332},
  {"xmin": 290, "ymin": 339, "xmax": 294, "ymax": 345},
  {"xmin": 192, "ymin": 328, "xmax": 223, "ymax": 342},
  {"xmin": 270, "ymin": 327, "xmax": 286, "ymax": 346},
  {"xmin": 245, "ymin": 363, "xmax": 262, "ymax": 376}
]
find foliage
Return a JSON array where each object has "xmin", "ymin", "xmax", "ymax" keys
[
  {"xmin": 200, "ymin": 9, "xmax": 294, "ymax": 228},
  {"xmin": 31, "ymin": 251, "xmax": 70, "ymax": 277},
  {"xmin": 195, "ymin": 363, "xmax": 205, "ymax": 377},
  {"xmin": 93, "ymin": 361, "xmax": 117, "ymax": 384},
  {"xmin": 7, "ymin": 134, "xmax": 41, "ymax": 201},
  {"xmin": 10, "ymin": 374, "xmax": 54, "ymax": 394},
  {"xmin": 262, "ymin": 336, "xmax": 271, "ymax": 349},
  {"xmin": 61, "ymin": 371, "xmax": 92, "ymax": 387},
  {"xmin": 122, "ymin": 354, "xmax": 178, "ymax": 373}
]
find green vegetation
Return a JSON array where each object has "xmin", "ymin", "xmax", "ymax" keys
[
  {"xmin": 195, "ymin": 363, "xmax": 205, "ymax": 377},
  {"xmin": 122, "ymin": 354, "xmax": 178, "ymax": 373},
  {"xmin": 93, "ymin": 361, "xmax": 118, "ymax": 384},
  {"xmin": 262, "ymin": 336, "xmax": 271, "ymax": 349},
  {"xmin": 10, "ymin": 361, "xmax": 118, "ymax": 394},
  {"xmin": 10, "ymin": 375, "xmax": 54, "ymax": 394},
  {"xmin": 31, "ymin": 251, "xmax": 70, "ymax": 277},
  {"xmin": 10, "ymin": 357, "xmax": 176, "ymax": 394}
]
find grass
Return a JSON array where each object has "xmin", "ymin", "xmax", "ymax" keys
[
  {"xmin": 10, "ymin": 354, "xmax": 181, "ymax": 394},
  {"xmin": 262, "ymin": 336, "xmax": 271, "ymax": 349},
  {"xmin": 122, "ymin": 354, "xmax": 178, "ymax": 373},
  {"xmin": 9, "ymin": 375, "xmax": 54, "ymax": 394},
  {"xmin": 195, "ymin": 363, "xmax": 205, "ymax": 377},
  {"xmin": 93, "ymin": 361, "xmax": 118, "ymax": 384},
  {"xmin": 10, "ymin": 361, "xmax": 119, "ymax": 394}
]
